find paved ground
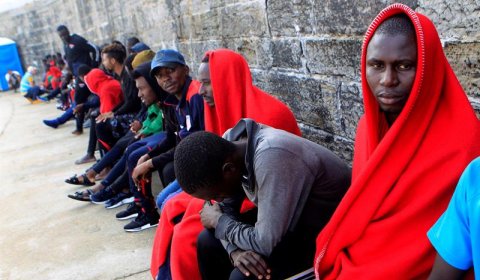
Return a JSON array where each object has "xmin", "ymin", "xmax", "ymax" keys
[{"xmin": 0, "ymin": 91, "xmax": 154, "ymax": 279}]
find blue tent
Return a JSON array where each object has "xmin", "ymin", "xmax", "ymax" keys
[{"xmin": 0, "ymin": 37, "xmax": 23, "ymax": 91}]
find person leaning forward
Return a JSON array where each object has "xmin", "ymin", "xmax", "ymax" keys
[{"xmin": 174, "ymin": 119, "xmax": 351, "ymax": 280}]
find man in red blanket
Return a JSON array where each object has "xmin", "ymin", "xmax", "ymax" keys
[
  {"xmin": 174, "ymin": 120, "xmax": 350, "ymax": 279},
  {"xmin": 150, "ymin": 49, "xmax": 302, "ymax": 279},
  {"xmin": 314, "ymin": 4, "xmax": 480, "ymax": 279}
]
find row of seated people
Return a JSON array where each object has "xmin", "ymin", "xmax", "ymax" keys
[{"xmin": 37, "ymin": 4, "xmax": 480, "ymax": 279}]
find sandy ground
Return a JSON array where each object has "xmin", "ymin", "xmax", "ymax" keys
[{"xmin": 0, "ymin": 91, "xmax": 154, "ymax": 279}]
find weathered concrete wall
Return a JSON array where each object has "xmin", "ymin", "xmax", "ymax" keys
[{"xmin": 1, "ymin": 0, "xmax": 479, "ymax": 162}]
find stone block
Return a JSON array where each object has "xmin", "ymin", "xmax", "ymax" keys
[
  {"xmin": 418, "ymin": 0, "xmax": 480, "ymax": 40},
  {"xmin": 268, "ymin": 0, "xmax": 418, "ymax": 37},
  {"xmin": 224, "ymin": 38, "xmax": 273, "ymax": 69},
  {"xmin": 444, "ymin": 41, "xmax": 480, "ymax": 98},
  {"xmin": 304, "ymin": 38, "xmax": 362, "ymax": 78},
  {"xmin": 271, "ymin": 39, "xmax": 303, "ymax": 70},
  {"xmin": 300, "ymin": 123, "xmax": 354, "ymax": 163},
  {"xmin": 220, "ymin": 1, "xmax": 268, "ymax": 38},
  {"xmin": 187, "ymin": 8, "xmax": 222, "ymax": 40}
]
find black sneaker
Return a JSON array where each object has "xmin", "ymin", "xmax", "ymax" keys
[
  {"xmin": 104, "ymin": 192, "xmax": 134, "ymax": 209},
  {"xmin": 90, "ymin": 187, "xmax": 115, "ymax": 205},
  {"xmin": 124, "ymin": 210, "xmax": 160, "ymax": 232},
  {"xmin": 116, "ymin": 202, "xmax": 141, "ymax": 220}
]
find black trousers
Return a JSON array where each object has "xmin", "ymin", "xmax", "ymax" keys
[
  {"xmin": 197, "ymin": 219, "xmax": 317, "ymax": 280},
  {"xmin": 96, "ymin": 121, "xmax": 118, "ymax": 150},
  {"xmin": 87, "ymin": 116, "xmax": 97, "ymax": 156}
]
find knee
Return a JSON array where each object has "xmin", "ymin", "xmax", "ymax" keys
[{"xmin": 197, "ymin": 229, "xmax": 217, "ymax": 255}]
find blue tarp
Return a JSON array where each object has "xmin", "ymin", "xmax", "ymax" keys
[{"xmin": 0, "ymin": 38, "xmax": 23, "ymax": 91}]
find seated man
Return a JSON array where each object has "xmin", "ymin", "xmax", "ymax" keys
[
  {"xmin": 43, "ymin": 66, "xmax": 95, "ymax": 130},
  {"xmin": 67, "ymin": 61, "xmax": 166, "ymax": 209},
  {"xmin": 314, "ymin": 4, "xmax": 480, "ymax": 279},
  {"xmin": 123, "ymin": 49, "xmax": 204, "ymax": 231},
  {"xmin": 150, "ymin": 49, "xmax": 302, "ymax": 280},
  {"xmin": 174, "ymin": 120, "xmax": 351, "ymax": 279},
  {"xmin": 5, "ymin": 69, "xmax": 21, "ymax": 92},
  {"xmin": 427, "ymin": 157, "xmax": 480, "ymax": 279},
  {"xmin": 20, "ymin": 66, "xmax": 47, "ymax": 103}
]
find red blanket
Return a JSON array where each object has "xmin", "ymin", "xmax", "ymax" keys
[
  {"xmin": 84, "ymin": 69, "xmax": 123, "ymax": 114},
  {"xmin": 151, "ymin": 49, "xmax": 301, "ymax": 279},
  {"xmin": 314, "ymin": 4, "xmax": 480, "ymax": 279}
]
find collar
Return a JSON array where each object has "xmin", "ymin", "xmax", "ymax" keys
[
  {"xmin": 225, "ymin": 118, "xmax": 261, "ymax": 193},
  {"xmin": 163, "ymin": 76, "xmax": 192, "ymax": 109}
]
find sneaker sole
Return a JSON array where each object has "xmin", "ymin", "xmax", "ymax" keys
[
  {"xmin": 105, "ymin": 196, "xmax": 134, "ymax": 209},
  {"xmin": 90, "ymin": 199, "xmax": 107, "ymax": 205},
  {"xmin": 116, "ymin": 212, "xmax": 139, "ymax": 220},
  {"xmin": 124, "ymin": 222, "xmax": 158, "ymax": 232}
]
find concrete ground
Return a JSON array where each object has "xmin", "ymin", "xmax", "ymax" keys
[{"xmin": 0, "ymin": 91, "xmax": 155, "ymax": 279}]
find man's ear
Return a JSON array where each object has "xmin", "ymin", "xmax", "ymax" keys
[
  {"xmin": 184, "ymin": 65, "xmax": 190, "ymax": 75},
  {"xmin": 222, "ymin": 162, "xmax": 237, "ymax": 176}
]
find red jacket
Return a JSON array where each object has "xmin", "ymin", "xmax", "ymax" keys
[{"xmin": 84, "ymin": 69, "xmax": 123, "ymax": 113}]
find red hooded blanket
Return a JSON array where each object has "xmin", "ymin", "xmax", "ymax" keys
[
  {"xmin": 151, "ymin": 49, "xmax": 301, "ymax": 279},
  {"xmin": 314, "ymin": 4, "xmax": 480, "ymax": 279},
  {"xmin": 84, "ymin": 69, "xmax": 123, "ymax": 114}
]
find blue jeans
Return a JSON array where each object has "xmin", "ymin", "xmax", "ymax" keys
[
  {"xmin": 24, "ymin": 86, "xmax": 45, "ymax": 100},
  {"xmin": 156, "ymin": 180, "xmax": 182, "ymax": 210},
  {"xmin": 125, "ymin": 133, "xmax": 167, "ymax": 211},
  {"xmin": 91, "ymin": 132, "xmax": 136, "ymax": 174}
]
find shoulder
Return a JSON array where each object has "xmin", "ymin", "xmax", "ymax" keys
[{"xmin": 459, "ymin": 157, "xmax": 480, "ymax": 201}]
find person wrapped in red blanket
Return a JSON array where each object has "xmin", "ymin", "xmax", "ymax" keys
[
  {"xmin": 151, "ymin": 49, "xmax": 301, "ymax": 279},
  {"xmin": 84, "ymin": 68, "xmax": 123, "ymax": 114},
  {"xmin": 314, "ymin": 3, "xmax": 480, "ymax": 279}
]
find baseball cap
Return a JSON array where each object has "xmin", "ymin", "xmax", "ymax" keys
[{"xmin": 150, "ymin": 49, "xmax": 186, "ymax": 76}]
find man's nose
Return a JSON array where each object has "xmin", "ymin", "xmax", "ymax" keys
[{"xmin": 380, "ymin": 66, "xmax": 399, "ymax": 87}]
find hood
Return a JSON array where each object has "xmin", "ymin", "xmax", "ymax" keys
[
  {"xmin": 202, "ymin": 48, "xmax": 301, "ymax": 136},
  {"xmin": 84, "ymin": 68, "xmax": 114, "ymax": 94},
  {"xmin": 133, "ymin": 62, "xmax": 168, "ymax": 102}
]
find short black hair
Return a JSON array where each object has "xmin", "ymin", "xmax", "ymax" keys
[
  {"xmin": 77, "ymin": 64, "xmax": 92, "ymax": 77},
  {"xmin": 56, "ymin": 25, "xmax": 68, "ymax": 32},
  {"xmin": 101, "ymin": 43, "xmax": 127, "ymax": 64},
  {"xmin": 127, "ymin": 37, "xmax": 140, "ymax": 46},
  {"xmin": 174, "ymin": 131, "xmax": 236, "ymax": 194},
  {"xmin": 376, "ymin": 14, "xmax": 416, "ymax": 39}
]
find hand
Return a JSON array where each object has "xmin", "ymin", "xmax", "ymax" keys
[
  {"xmin": 73, "ymin": 103, "xmax": 84, "ymax": 114},
  {"xmin": 96, "ymin": 112, "xmax": 114, "ymax": 123},
  {"xmin": 231, "ymin": 250, "xmax": 271, "ymax": 279},
  {"xmin": 132, "ymin": 159, "xmax": 153, "ymax": 187},
  {"xmin": 137, "ymin": 154, "xmax": 150, "ymax": 166},
  {"xmin": 134, "ymin": 133, "xmax": 146, "ymax": 139},
  {"xmin": 199, "ymin": 202, "xmax": 223, "ymax": 229},
  {"xmin": 130, "ymin": 120, "xmax": 142, "ymax": 134}
]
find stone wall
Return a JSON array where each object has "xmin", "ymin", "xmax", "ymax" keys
[{"xmin": 1, "ymin": 0, "xmax": 479, "ymax": 162}]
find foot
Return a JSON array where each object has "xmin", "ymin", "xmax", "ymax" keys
[
  {"xmin": 104, "ymin": 192, "xmax": 134, "ymax": 209},
  {"xmin": 116, "ymin": 202, "xmax": 141, "ymax": 220},
  {"xmin": 67, "ymin": 189, "xmax": 93, "ymax": 202},
  {"xmin": 74, "ymin": 154, "xmax": 96, "ymax": 165},
  {"xmin": 71, "ymin": 130, "xmax": 83, "ymax": 135},
  {"xmin": 43, "ymin": 119, "xmax": 59, "ymax": 129},
  {"xmin": 90, "ymin": 187, "xmax": 115, "ymax": 205},
  {"xmin": 94, "ymin": 167, "xmax": 110, "ymax": 181},
  {"xmin": 37, "ymin": 96, "xmax": 49, "ymax": 102},
  {"xmin": 124, "ymin": 210, "xmax": 160, "ymax": 232}
]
